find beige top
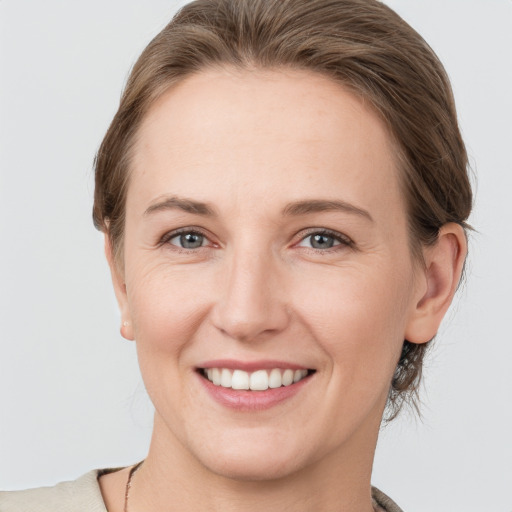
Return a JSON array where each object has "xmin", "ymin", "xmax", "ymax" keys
[{"xmin": 0, "ymin": 470, "xmax": 403, "ymax": 512}]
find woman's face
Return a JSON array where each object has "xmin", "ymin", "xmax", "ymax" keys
[{"xmin": 116, "ymin": 68, "xmax": 424, "ymax": 479}]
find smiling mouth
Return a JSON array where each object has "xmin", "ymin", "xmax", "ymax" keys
[{"xmin": 199, "ymin": 367, "xmax": 315, "ymax": 391}]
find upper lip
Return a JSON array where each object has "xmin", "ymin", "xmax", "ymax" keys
[{"xmin": 197, "ymin": 359, "xmax": 312, "ymax": 372}]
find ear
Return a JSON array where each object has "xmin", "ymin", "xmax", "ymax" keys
[
  {"xmin": 104, "ymin": 234, "xmax": 135, "ymax": 341},
  {"xmin": 405, "ymin": 223, "xmax": 467, "ymax": 344}
]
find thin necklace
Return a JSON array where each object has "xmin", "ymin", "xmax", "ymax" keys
[
  {"xmin": 124, "ymin": 460, "xmax": 144, "ymax": 512},
  {"xmin": 123, "ymin": 460, "xmax": 380, "ymax": 512}
]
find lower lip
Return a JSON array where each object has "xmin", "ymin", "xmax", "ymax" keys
[{"xmin": 197, "ymin": 372, "xmax": 312, "ymax": 411}]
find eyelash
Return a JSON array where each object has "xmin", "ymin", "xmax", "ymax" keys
[
  {"xmin": 297, "ymin": 228, "xmax": 354, "ymax": 252},
  {"xmin": 159, "ymin": 228, "xmax": 213, "ymax": 252},
  {"xmin": 159, "ymin": 228, "xmax": 354, "ymax": 252}
]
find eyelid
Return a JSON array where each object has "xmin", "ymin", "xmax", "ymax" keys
[
  {"xmin": 158, "ymin": 226, "xmax": 354, "ymax": 251},
  {"xmin": 294, "ymin": 228, "xmax": 355, "ymax": 249},
  {"xmin": 159, "ymin": 227, "xmax": 216, "ymax": 248}
]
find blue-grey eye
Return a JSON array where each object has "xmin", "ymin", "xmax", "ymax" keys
[
  {"xmin": 297, "ymin": 232, "xmax": 345, "ymax": 250},
  {"xmin": 309, "ymin": 233, "xmax": 337, "ymax": 249},
  {"xmin": 170, "ymin": 232, "xmax": 205, "ymax": 249}
]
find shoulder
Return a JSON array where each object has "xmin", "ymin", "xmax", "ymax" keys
[
  {"xmin": 1, "ymin": 473, "xmax": 402, "ymax": 512},
  {"xmin": 0, "ymin": 470, "xmax": 108, "ymax": 512},
  {"xmin": 372, "ymin": 486, "xmax": 404, "ymax": 512}
]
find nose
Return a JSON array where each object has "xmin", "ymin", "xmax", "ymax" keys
[{"xmin": 211, "ymin": 247, "xmax": 290, "ymax": 342}]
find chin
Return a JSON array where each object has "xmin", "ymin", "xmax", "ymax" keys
[
  {"xmin": 189, "ymin": 429, "xmax": 313, "ymax": 482},
  {"xmin": 202, "ymin": 450, "xmax": 304, "ymax": 482}
]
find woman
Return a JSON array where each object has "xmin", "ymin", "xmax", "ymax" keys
[{"xmin": 0, "ymin": 0, "xmax": 472, "ymax": 510}]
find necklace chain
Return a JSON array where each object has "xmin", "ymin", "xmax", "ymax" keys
[
  {"xmin": 124, "ymin": 461, "xmax": 144, "ymax": 512},
  {"xmin": 123, "ymin": 459, "xmax": 380, "ymax": 512}
]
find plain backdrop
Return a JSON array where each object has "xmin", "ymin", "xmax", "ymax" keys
[{"xmin": 1, "ymin": 1, "xmax": 511, "ymax": 511}]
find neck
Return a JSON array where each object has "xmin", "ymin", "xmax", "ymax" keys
[{"xmin": 129, "ymin": 413, "xmax": 380, "ymax": 512}]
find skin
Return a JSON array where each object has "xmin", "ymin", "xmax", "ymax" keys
[{"xmin": 99, "ymin": 68, "xmax": 467, "ymax": 512}]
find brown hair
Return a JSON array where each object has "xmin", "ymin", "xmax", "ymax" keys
[{"xmin": 93, "ymin": 0, "xmax": 472, "ymax": 419}]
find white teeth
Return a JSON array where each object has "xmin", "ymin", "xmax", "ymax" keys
[
  {"xmin": 294, "ymin": 369, "xmax": 307, "ymax": 383},
  {"xmin": 231, "ymin": 369, "xmax": 249, "ymax": 390},
  {"xmin": 220, "ymin": 369, "xmax": 232, "ymax": 388},
  {"xmin": 250, "ymin": 370, "xmax": 268, "ymax": 391},
  {"xmin": 268, "ymin": 368, "xmax": 282, "ymax": 388},
  {"xmin": 282, "ymin": 369, "xmax": 294, "ymax": 386},
  {"xmin": 203, "ymin": 367, "xmax": 310, "ymax": 390}
]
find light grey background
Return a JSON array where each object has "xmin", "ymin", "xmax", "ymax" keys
[{"xmin": 1, "ymin": 1, "xmax": 511, "ymax": 510}]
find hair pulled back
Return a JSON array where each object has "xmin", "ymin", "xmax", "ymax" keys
[{"xmin": 93, "ymin": 0, "xmax": 472, "ymax": 419}]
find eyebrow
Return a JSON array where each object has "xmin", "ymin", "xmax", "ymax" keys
[
  {"xmin": 144, "ymin": 196, "xmax": 216, "ymax": 217},
  {"xmin": 144, "ymin": 195, "xmax": 373, "ymax": 222},
  {"xmin": 281, "ymin": 199, "xmax": 373, "ymax": 221}
]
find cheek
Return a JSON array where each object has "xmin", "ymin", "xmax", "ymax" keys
[
  {"xmin": 124, "ymin": 261, "xmax": 215, "ymax": 423},
  {"xmin": 126, "ymin": 261, "xmax": 212, "ymax": 352},
  {"xmin": 293, "ymin": 262, "xmax": 413, "ymax": 380}
]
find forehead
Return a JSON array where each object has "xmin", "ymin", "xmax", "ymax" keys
[{"xmin": 128, "ymin": 67, "xmax": 405, "ymax": 227}]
